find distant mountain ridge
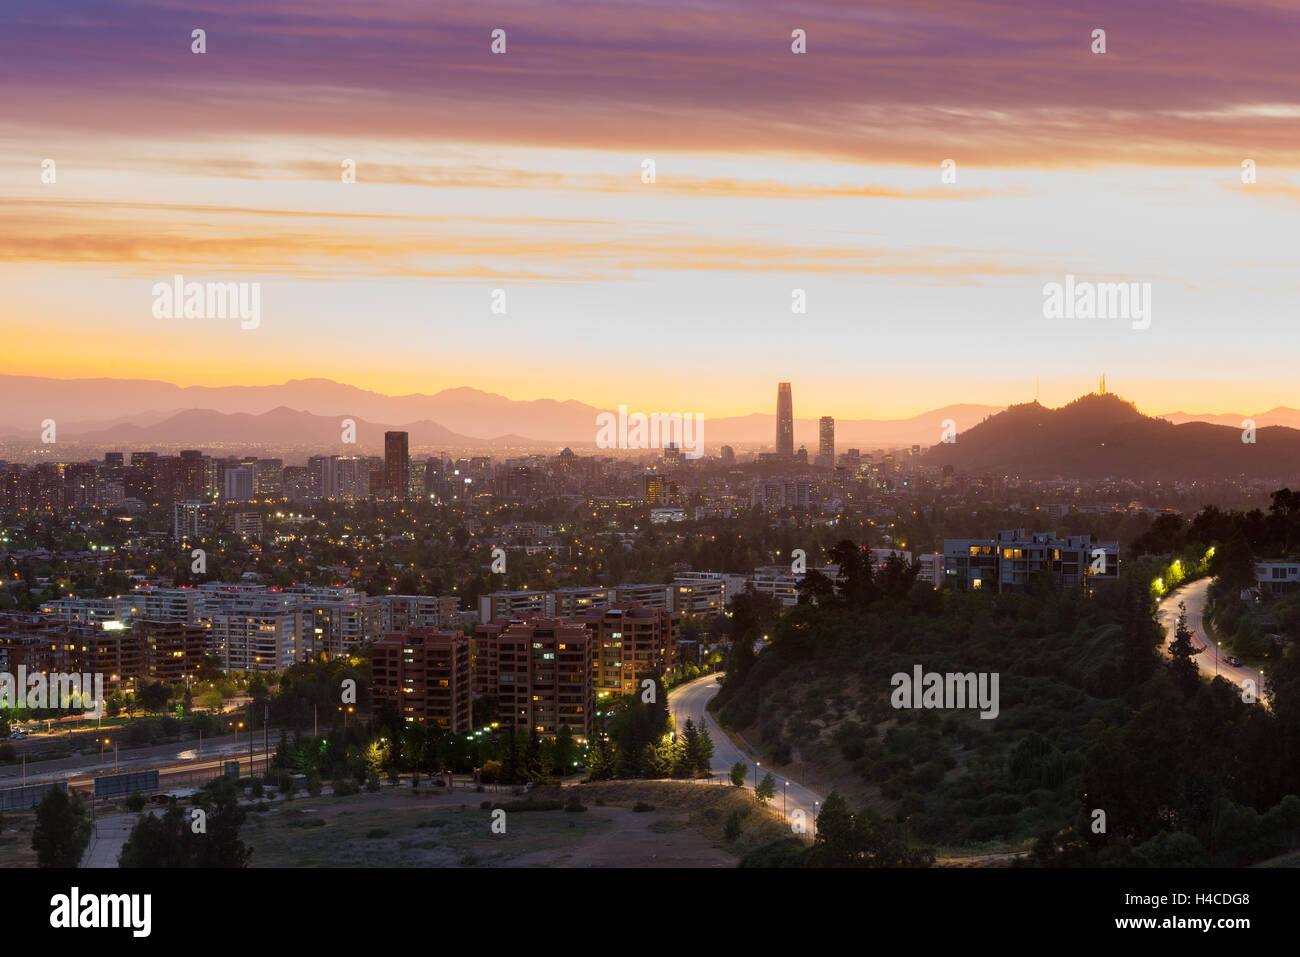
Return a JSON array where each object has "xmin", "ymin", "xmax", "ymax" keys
[
  {"xmin": 0, "ymin": 375, "xmax": 1291, "ymax": 455},
  {"xmin": 0, "ymin": 375, "xmax": 1000, "ymax": 449}
]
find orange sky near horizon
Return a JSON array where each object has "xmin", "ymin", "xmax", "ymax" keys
[{"xmin": 3, "ymin": 1, "xmax": 1299, "ymax": 421}]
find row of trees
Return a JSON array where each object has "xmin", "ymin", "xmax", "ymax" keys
[{"xmin": 31, "ymin": 775, "xmax": 251, "ymax": 868}]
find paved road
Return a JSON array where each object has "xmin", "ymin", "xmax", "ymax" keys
[
  {"xmin": 0, "ymin": 734, "xmax": 252, "ymax": 788},
  {"xmin": 668, "ymin": 674, "xmax": 823, "ymax": 837},
  {"xmin": 81, "ymin": 813, "xmax": 136, "ymax": 868},
  {"xmin": 1157, "ymin": 578, "xmax": 1269, "ymax": 704}
]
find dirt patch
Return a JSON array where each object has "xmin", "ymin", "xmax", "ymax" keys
[{"xmin": 247, "ymin": 782, "xmax": 752, "ymax": 867}]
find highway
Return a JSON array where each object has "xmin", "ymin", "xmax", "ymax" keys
[
  {"xmin": 668, "ymin": 673, "xmax": 823, "ymax": 838},
  {"xmin": 1156, "ymin": 577, "xmax": 1269, "ymax": 704},
  {"xmin": 0, "ymin": 733, "xmax": 263, "ymax": 790}
]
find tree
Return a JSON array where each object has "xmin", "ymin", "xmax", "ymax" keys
[
  {"xmin": 552, "ymin": 725, "xmax": 577, "ymax": 776},
  {"xmin": 809, "ymin": 790, "xmax": 856, "ymax": 866},
  {"xmin": 118, "ymin": 800, "xmax": 187, "ymax": 868},
  {"xmin": 726, "ymin": 589, "xmax": 762, "ymax": 680},
  {"xmin": 756, "ymin": 772, "xmax": 777, "ymax": 804},
  {"xmin": 695, "ymin": 723, "xmax": 716, "ymax": 777},
  {"xmin": 730, "ymin": 762, "xmax": 748, "ymax": 788},
  {"xmin": 1170, "ymin": 604, "xmax": 1201, "ymax": 699},
  {"xmin": 827, "ymin": 540, "xmax": 876, "ymax": 608},
  {"xmin": 119, "ymin": 777, "xmax": 250, "ymax": 868},
  {"xmin": 32, "ymin": 786, "xmax": 92, "ymax": 867},
  {"xmin": 137, "ymin": 680, "xmax": 170, "ymax": 714},
  {"xmin": 797, "ymin": 568, "xmax": 836, "ymax": 604},
  {"xmin": 854, "ymin": 805, "xmax": 933, "ymax": 867},
  {"xmin": 1131, "ymin": 829, "xmax": 1209, "ymax": 868},
  {"xmin": 679, "ymin": 719, "xmax": 701, "ymax": 776}
]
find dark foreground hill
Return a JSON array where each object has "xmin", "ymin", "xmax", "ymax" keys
[{"xmin": 923, "ymin": 393, "xmax": 1300, "ymax": 480}]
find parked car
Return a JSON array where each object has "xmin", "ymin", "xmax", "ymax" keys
[{"xmin": 1227, "ymin": 656, "xmax": 1242, "ymax": 667}]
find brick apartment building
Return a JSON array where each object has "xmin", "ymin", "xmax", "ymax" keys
[
  {"xmin": 575, "ymin": 602, "xmax": 680, "ymax": 700},
  {"xmin": 473, "ymin": 618, "xmax": 592, "ymax": 741},
  {"xmin": 0, "ymin": 613, "xmax": 207, "ymax": 695},
  {"xmin": 370, "ymin": 629, "xmax": 471, "ymax": 732}
]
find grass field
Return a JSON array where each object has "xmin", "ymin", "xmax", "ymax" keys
[
  {"xmin": 246, "ymin": 780, "xmax": 791, "ymax": 867},
  {"xmin": 0, "ymin": 809, "xmax": 38, "ymax": 867}
]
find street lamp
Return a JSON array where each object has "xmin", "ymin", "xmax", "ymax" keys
[{"xmin": 784, "ymin": 781, "xmax": 789, "ymax": 821}]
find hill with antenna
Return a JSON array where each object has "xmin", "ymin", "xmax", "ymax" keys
[{"xmin": 923, "ymin": 390, "xmax": 1300, "ymax": 480}]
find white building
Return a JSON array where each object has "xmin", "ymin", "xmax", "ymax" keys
[
  {"xmin": 477, "ymin": 590, "xmax": 554, "ymax": 622},
  {"xmin": 380, "ymin": 595, "xmax": 461, "ymax": 632},
  {"xmin": 173, "ymin": 500, "xmax": 213, "ymax": 543},
  {"xmin": 1256, "ymin": 562, "xmax": 1300, "ymax": 595},
  {"xmin": 223, "ymin": 466, "xmax": 255, "ymax": 502}
]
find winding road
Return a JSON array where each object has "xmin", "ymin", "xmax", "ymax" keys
[
  {"xmin": 669, "ymin": 673, "xmax": 823, "ymax": 837},
  {"xmin": 1156, "ymin": 577, "xmax": 1269, "ymax": 705}
]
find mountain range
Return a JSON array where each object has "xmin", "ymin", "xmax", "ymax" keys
[
  {"xmin": 1, "ymin": 375, "xmax": 1298, "ymax": 466},
  {"xmin": 0, "ymin": 375, "xmax": 998, "ymax": 450}
]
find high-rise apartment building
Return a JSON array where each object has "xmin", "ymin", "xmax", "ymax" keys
[
  {"xmin": 370, "ymin": 629, "xmax": 472, "ymax": 731},
  {"xmin": 474, "ymin": 618, "xmax": 592, "ymax": 740},
  {"xmin": 942, "ymin": 530, "xmax": 1119, "ymax": 594},
  {"xmin": 819, "ymin": 416, "xmax": 835, "ymax": 462},
  {"xmin": 575, "ymin": 602, "xmax": 679, "ymax": 699},
  {"xmin": 384, "ymin": 431, "xmax": 409, "ymax": 500},
  {"xmin": 173, "ymin": 500, "xmax": 213, "ymax": 543},
  {"xmin": 223, "ymin": 465, "xmax": 255, "ymax": 502}
]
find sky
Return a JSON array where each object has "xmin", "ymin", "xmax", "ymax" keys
[{"xmin": 2, "ymin": 0, "xmax": 1299, "ymax": 419}]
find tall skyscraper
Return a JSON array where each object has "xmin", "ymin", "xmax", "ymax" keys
[
  {"xmin": 819, "ymin": 416, "xmax": 835, "ymax": 461},
  {"xmin": 776, "ymin": 382, "xmax": 794, "ymax": 458},
  {"xmin": 384, "ymin": 431, "xmax": 409, "ymax": 500}
]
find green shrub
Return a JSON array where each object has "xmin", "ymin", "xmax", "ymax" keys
[
  {"xmin": 723, "ymin": 809, "xmax": 746, "ymax": 841},
  {"xmin": 739, "ymin": 837, "xmax": 809, "ymax": 868},
  {"xmin": 494, "ymin": 799, "xmax": 563, "ymax": 812}
]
